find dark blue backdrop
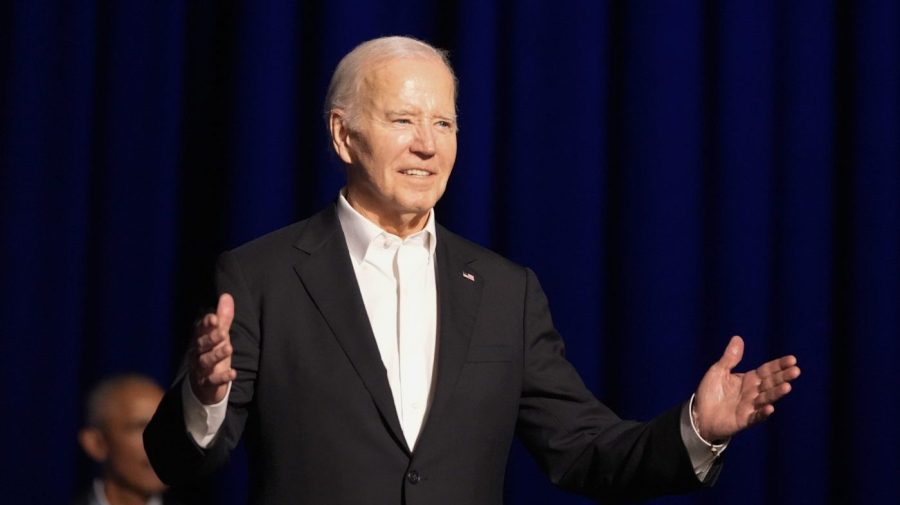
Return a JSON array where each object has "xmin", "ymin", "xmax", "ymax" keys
[{"xmin": 1, "ymin": 1, "xmax": 898, "ymax": 504}]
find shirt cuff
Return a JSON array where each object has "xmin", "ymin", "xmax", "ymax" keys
[
  {"xmin": 680, "ymin": 394, "xmax": 729, "ymax": 482},
  {"xmin": 181, "ymin": 378, "xmax": 231, "ymax": 449}
]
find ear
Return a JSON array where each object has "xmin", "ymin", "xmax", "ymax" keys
[
  {"xmin": 329, "ymin": 110, "xmax": 355, "ymax": 165},
  {"xmin": 78, "ymin": 427, "xmax": 108, "ymax": 463}
]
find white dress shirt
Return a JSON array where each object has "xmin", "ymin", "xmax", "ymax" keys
[
  {"xmin": 86, "ymin": 478, "xmax": 162, "ymax": 505},
  {"xmin": 182, "ymin": 190, "xmax": 725, "ymax": 478},
  {"xmin": 335, "ymin": 190, "xmax": 438, "ymax": 449}
]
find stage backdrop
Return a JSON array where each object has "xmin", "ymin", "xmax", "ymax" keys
[{"xmin": 1, "ymin": 1, "xmax": 897, "ymax": 504}]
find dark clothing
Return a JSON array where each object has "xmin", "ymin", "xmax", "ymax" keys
[{"xmin": 145, "ymin": 205, "xmax": 716, "ymax": 504}]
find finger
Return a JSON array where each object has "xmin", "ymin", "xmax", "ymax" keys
[
  {"xmin": 195, "ymin": 333, "xmax": 214, "ymax": 354},
  {"xmin": 193, "ymin": 313, "xmax": 217, "ymax": 337},
  {"xmin": 759, "ymin": 365, "xmax": 801, "ymax": 391},
  {"xmin": 717, "ymin": 335, "xmax": 745, "ymax": 371},
  {"xmin": 753, "ymin": 382, "xmax": 793, "ymax": 407},
  {"xmin": 196, "ymin": 341, "xmax": 233, "ymax": 371},
  {"xmin": 194, "ymin": 368, "xmax": 235, "ymax": 389},
  {"xmin": 196, "ymin": 330, "xmax": 220, "ymax": 353},
  {"xmin": 195, "ymin": 324, "xmax": 227, "ymax": 353},
  {"xmin": 756, "ymin": 355, "xmax": 798, "ymax": 377},
  {"xmin": 197, "ymin": 341, "xmax": 233, "ymax": 372},
  {"xmin": 205, "ymin": 368, "xmax": 237, "ymax": 387},
  {"xmin": 195, "ymin": 302, "xmax": 235, "ymax": 350},
  {"xmin": 738, "ymin": 370, "xmax": 760, "ymax": 395},
  {"xmin": 217, "ymin": 293, "xmax": 235, "ymax": 331},
  {"xmin": 748, "ymin": 404, "xmax": 775, "ymax": 426}
]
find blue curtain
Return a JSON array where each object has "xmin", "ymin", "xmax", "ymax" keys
[{"xmin": 2, "ymin": 1, "xmax": 897, "ymax": 504}]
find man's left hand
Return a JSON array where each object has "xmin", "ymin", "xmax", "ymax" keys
[{"xmin": 693, "ymin": 336, "xmax": 801, "ymax": 442}]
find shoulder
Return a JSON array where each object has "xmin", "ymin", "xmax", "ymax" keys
[
  {"xmin": 70, "ymin": 493, "xmax": 91, "ymax": 505},
  {"xmin": 231, "ymin": 206, "xmax": 336, "ymax": 256},
  {"xmin": 437, "ymin": 224, "xmax": 531, "ymax": 283},
  {"xmin": 220, "ymin": 206, "xmax": 340, "ymax": 273},
  {"xmin": 70, "ymin": 485, "xmax": 98, "ymax": 505}
]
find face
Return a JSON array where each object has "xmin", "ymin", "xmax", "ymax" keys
[
  {"xmin": 332, "ymin": 56, "xmax": 457, "ymax": 232},
  {"xmin": 96, "ymin": 382, "xmax": 166, "ymax": 497}
]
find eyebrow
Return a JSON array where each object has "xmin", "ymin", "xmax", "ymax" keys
[
  {"xmin": 386, "ymin": 109, "xmax": 456, "ymax": 122},
  {"xmin": 386, "ymin": 109, "xmax": 419, "ymax": 116}
]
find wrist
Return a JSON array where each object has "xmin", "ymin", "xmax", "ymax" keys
[
  {"xmin": 189, "ymin": 375, "xmax": 227, "ymax": 405},
  {"xmin": 690, "ymin": 394, "xmax": 727, "ymax": 446}
]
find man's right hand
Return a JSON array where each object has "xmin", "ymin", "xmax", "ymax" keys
[{"xmin": 189, "ymin": 293, "xmax": 237, "ymax": 405}]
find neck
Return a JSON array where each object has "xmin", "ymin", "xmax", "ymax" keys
[
  {"xmin": 102, "ymin": 478, "xmax": 151, "ymax": 505},
  {"xmin": 345, "ymin": 188, "xmax": 429, "ymax": 238}
]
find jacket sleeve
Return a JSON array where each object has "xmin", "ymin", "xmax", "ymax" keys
[
  {"xmin": 144, "ymin": 250, "xmax": 261, "ymax": 486},
  {"xmin": 515, "ymin": 268, "xmax": 716, "ymax": 502}
]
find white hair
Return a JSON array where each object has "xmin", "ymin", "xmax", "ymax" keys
[{"xmin": 324, "ymin": 35, "xmax": 457, "ymax": 131}]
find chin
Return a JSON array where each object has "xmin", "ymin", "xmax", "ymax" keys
[
  {"xmin": 398, "ymin": 194, "xmax": 441, "ymax": 212},
  {"xmin": 134, "ymin": 472, "xmax": 167, "ymax": 495},
  {"xmin": 139, "ymin": 480, "xmax": 168, "ymax": 496},
  {"xmin": 399, "ymin": 204, "xmax": 435, "ymax": 217}
]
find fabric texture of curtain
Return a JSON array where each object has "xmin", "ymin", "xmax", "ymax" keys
[{"xmin": 1, "ymin": 1, "xmax": 897, "ymax": 503}]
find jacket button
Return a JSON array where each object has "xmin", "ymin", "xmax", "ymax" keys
[{"xmin": 406, "ymin": 470, "xmax": 421, "ymax": 484}]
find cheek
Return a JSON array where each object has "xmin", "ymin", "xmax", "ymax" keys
[
  {"xmin": 447, "ymin": 141, "xmax": 458, "ymax": 163},
  {"xmin": 387, "ymin": 134, "xmax": 414, "ymax": 161},
  {"xmin": 361, "ymin": 135, "xmax": 410, "ymax": 171},
  {"xmin": 440, "ymin": 140, "xmax": 458, "ymax": 170},
  {"xmin": 104, "ymin": 444, "xmax": 139, "ymax": 476},
  {"xmin": 117, "ymin": 434, "xmax": 146, "ymax": 462}
]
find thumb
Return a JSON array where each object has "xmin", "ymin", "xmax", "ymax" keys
[
  {"xmin": 217, "ymin": 293, "xmax": 235, "ymax": 331},
  {"xmin": 717, "ymin": 335, "xmax": 744, "ymax": 371}
]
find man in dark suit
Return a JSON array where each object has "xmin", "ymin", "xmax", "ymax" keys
[{"xmin": 144, "ymin": 36, "xmax": 800, "ymax": 504}]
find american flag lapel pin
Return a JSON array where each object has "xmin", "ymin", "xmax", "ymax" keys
[{"xmin": 462, "ymin": 271, "xmax": 475, "ymax": 282}]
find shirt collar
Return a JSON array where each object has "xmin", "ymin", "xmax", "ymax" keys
[
  {"xmin": 335, "ymin": 188, "xmax": 437, "ymax": 265},
  {"xmin": 91, "ymin": 479, "xmax": 162, "ymax": 505}
]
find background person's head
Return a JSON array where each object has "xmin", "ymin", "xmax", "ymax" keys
[{"xmin": 78, "ymin": 375, "xmax": 166, "ymax": 502}]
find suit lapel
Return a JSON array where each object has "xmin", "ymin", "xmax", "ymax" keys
[
  {"xmin": 291, "ymin": 207, "xmax": 409, "ymax": 452},
  {"xmin": 421, "ymin": 227, "xmax": 483, "ymax": 438}
]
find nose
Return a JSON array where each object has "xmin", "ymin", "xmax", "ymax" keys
[{"xmin": 410, "ymin": 124, "xmax": 436, "ymax": 157}]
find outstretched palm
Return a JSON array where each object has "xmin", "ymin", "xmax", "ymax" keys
[
  {"xmin": 693, "ymin": 336, "xmax": 800, "ymax": 442},
  {"xmin": 190, "ymin": 293, "xmax": 237, "ymax": 405}
]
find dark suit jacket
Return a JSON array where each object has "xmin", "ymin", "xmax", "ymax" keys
[{"xmin": 145, "ymin": 205, "xmax": 713, "ymax": 504}]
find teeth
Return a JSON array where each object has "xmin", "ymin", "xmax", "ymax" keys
[{"xmin": 402, "ymin": 169, "xmax": 430, "ymax": 176}]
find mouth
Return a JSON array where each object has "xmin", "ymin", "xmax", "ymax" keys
[{"xmin": 398, "ymin": 168, "xmax": 434, "ymax": 177}]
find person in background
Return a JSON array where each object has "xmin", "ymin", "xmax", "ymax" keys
[{"xmin": 76, "ymin": 375, "xmax": 174, "ymax": 505}]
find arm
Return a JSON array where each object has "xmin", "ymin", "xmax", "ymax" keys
[
  {"xmin": 515, "ymin": 268, "xmax": 703, "ymax": 502},
  {"xmin": 144, "ymin": 251, "xmax": 260, "ymax": 485},
  {"xmin": 515, "ymin": 267, "xmax": 800, "ymax": 501}
]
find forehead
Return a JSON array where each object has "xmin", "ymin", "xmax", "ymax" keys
[
  {"xmin": 358, "ymin": 57, "xmax": 456, "ymax": 110},
  {"xmin": 103, "ymin": 382, "xmax": 163, "ymax": 421}
]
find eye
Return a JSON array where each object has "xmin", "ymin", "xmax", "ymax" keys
[
  {"xmin": 393, "ymin": 118, "xmax": 413, "ymax": 125},
  {"xmin": 436, "ymin": 120, "xmax": 454, "ymax": 129}
]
